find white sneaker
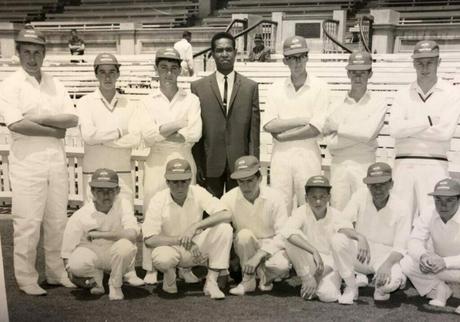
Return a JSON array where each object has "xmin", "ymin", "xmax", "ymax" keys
[
  {"xmin": 339, "ymin": 286, "xmax": 358, "ymax": 305},
  {"xmin": 229, "ymin": 276, "xmax": 256, "ymax": 296},
  {"xmin": 123, "ymin": 271, "xmax": 145, "ymax": 286},
  {"xmin": 47, "ymin": 273, "xmax": 77, "ymax": 288},
  {"xmin": 109, "ymin": 284, "xmax": 124, "ymax": 300},
  {"xmin": 204, "ymin": 280, "xmax": 225, "ymax": 299},
  {"xmin": 20, "ymin": 284, "xmax": 47, "ymax": 296},
  {"xmin": 455, "ymin": 305, "xmax": 460, "ymax": 315},
  {"xmin": 162, "ymin": 269, "xmax": 177, "ymax": 294},
  {"xmin": 256, "ymin": 267, "xmax": 273, "ymax": 292},
  {"xmin": 428, "ymin": 282, "xmax": 452, "ymax": 307},
  {"xmin": 90, "ymin": 285, "xmax": 105, "ymax": 295},
  {"xmin": 178, "ymin": 267, "xmax": 201, "ymax": 283},
  {"xmin": 143, "ymin": 270, "xmax": 158, "ymax": 285},
  {"xmin": 355, "ymin": 273, "xmax": 368, "ymax": 288},
  {"xmin": 373, "ymin": 287, "xmax": 390, "ymax": 301}
]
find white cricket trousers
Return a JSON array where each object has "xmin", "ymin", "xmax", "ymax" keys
[
  {"xmin": 392, "ymin": 159, "xmax": 448, "ymax": 224},
  {"xmin": 284, "ymin": 233, "xmax": 354, "ymax": 302},
  {"xmin": 270, "ymin": 145, "xmax": 322, "ymax": 214},
  {"xmin": 142, "ymin": 144, "xmax": 196, "ymax": 271},
  {"xmin": 330, "ymin": 156, "xmax": 373, "ymax": 210},
  {"xmin": 234, "ymin": 229, "xmax": 290, "ymax": 279},
  {"xmin": 9, "ymin": 138, "xmax": 69, "ymax": 288},
  {"xmin": 400, "ymin": 255, "xmax": 460, "ymax": 296},
  {"xmin": 331, "ymin": 234, "xmax": 404, "ymax": 294},
  {"xmin": 68, "ymin": 239, "xmax": 137, "ymax": 288},
  {"xmin": 150, "ymin": 223, "xmax": 233, "ymax": 271}
]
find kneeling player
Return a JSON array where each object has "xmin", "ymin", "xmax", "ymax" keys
[
  {"xmin": 339, "ymin": 162, "xmax": 411, "ymax": 303},
  {"xmin": 142, "ymin": 159, "xmax": 233, "ymax": 299},
  {"xmin": 221, "ymin": 156, "xmax": 290, "ymax": 295},
  {"xmin": 401, "ymin": 178, "xmax": 460, "ymax": 314},
  {"xmin": 61, "ymin": 169, "xmax": 140, "ymax": 300},
  {"xmin": 281, "ymin": 176, "xmax": 356, "ymax": 303}
]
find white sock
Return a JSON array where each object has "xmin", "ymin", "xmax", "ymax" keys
[{"xmin": 206, "ymin": 269, "xmax": 220, "ymax": 283}]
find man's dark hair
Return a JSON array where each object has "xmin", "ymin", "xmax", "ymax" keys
[
  {"xmin": 182, "ymin": 31, "xmax": 192, "ymax": 38},
  {"xmin": 211, "ymin": 32, "xmax": 236, "ymax": 52}
]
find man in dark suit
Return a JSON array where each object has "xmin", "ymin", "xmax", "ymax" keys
[{"xmin": 191, "ymin": 32, "xmax": 260, "ymax": 198}]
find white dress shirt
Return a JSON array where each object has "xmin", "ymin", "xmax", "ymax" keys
[
  {"xmin": 173, "ymin": 38, "xmax": 194, "ymax": 74},
  {"xmin": 408, "ymin": 207, "xmax": 460, "ymax": 269},
  {"xmin": 215, "ymin": 70, "xmax": 235, "ymax": 110},
  {"xmin": 326, "ymin": 91, "xmax": 387, "ymax": 161},
  {"xmin": 221, "ymin": 185, "xmax": 288, "ymax": 254},
  {"xmin": 342, "ymin": 188, "xmax": 412, "ymax": 255},
  {"xmin": 142, "ymin": 185, "xmax": 228, "ymax": 238},
  {"xmin": 281, "ymin": 204, "xmax": 352, "ymax": 255},
  {"xmin": 77, "ymin": 89, "xmax": 141, "ymax": 172},
  {"xmin": 61, "ymin": 198, "xmax": 140, "ymax": 259},
  {"xmin": 138, "ymin": 88, "xmax": 201, "ymax": 150}
]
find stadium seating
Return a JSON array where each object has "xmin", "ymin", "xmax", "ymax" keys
[
  {"xmin": 0, "ymin": 0, "xmax": 58, "ymax": 22},
  {"xmin": 1, "ymin": 53, "xmax": 460, "ymax": 210}
]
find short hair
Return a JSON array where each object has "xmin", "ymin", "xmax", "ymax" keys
[
  {"xmin": 211, "ymin": 32, "xmax": 236, "ymax": 52},
  {"xmin": 182, "ymin": 31, "xmax": 192, "ymax": 38}
]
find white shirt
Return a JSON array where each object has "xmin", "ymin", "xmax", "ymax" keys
[
  {"xmin": 0, "ymin": 69, "xmax": 76, "ymax": 143},
  {"xmin": 61, "ymin": 198, "xmax": 140, "ymax": 259},
  {"xmin": 221, "ymin": 185, "xmax": 288, "ymax": 254},
  {"xmin": 389, "ymin": 79, "xmax": 460, "ymax": 157},
  {"xmin": 215, "ymin": 70, "xmax": 235, "ymax": 110},
  {"xmin": 342, "ymin": 188, "xmax": 411, "ymax": 255},
  {"xmin": 173, "ymin": 38, "xmax": 194, "ymax": 74},
  {"xmin": 281, "ymin": 204, "xmax": 352, "ymax": 255},
  {"xmin": 142, "ymin": 185, "xmax": 228, "ymax": 238},
  {"xmin": 408, "ymin": 208, "xmax": 460, "ymax": 269},
  {"xmin": 264, "ymin": 75, "xmax": 331, "ymax": 152},
  {"xmin": 77, "ymin": 89, "xmax": 141, "ymax": 172},
  {"xmin": 326, "ymin": 91, "xmax": 387, "ymax": 161},
  {"xmin": 138, "ymin": 89, "xmax": 201, "ymax": 151}
]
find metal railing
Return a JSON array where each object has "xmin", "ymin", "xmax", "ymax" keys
[
  {"xmin": 358, "ymin": 15, "xmax": 374, "ymax": 53},
  {"xmin": 322, "ymin": 19, "xmax": 352, "ymax": 53}
]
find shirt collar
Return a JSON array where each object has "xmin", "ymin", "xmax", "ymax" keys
[
  {"xmin": 215, "ymin": 70, "xmax": 235, "ymax": 84},
  {"xmin": 284, "ymin": 74, "xmax": 311, "ymax": 91},
  {"xmin": 344, "ymin": 91, "xmax": 371, "ymax": 104},
  {"xmin": 152, "ymin": 88, "xmax": 187, "ymax": 99},
  {"xmin": 19, "ymin": 67, "xmax": 44, "ymax": 86},
  {"xmin": 96, "ymin": 88, "xmax": 120, "ymax": 106},
  {"xmin": 411, "ymin": 78, "xmax": 447, "ymax": 95},
  {"xmin": 236, "ymin": 185, "xmax": 269, "ymax": 203}
]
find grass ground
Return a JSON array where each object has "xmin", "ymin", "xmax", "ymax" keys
[{"xmin": 1, "ymin": 214, "xmax": 460, "ymax": 322}]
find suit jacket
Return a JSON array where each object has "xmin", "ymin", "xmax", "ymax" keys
[{"xmin": 190, "ymin": 71, "xmax": 260, "ymax": 178}]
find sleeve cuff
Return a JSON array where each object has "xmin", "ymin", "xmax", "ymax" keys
[{"xmin": 443, "ymin": 256, "xmax": 460, "ymax": 269}]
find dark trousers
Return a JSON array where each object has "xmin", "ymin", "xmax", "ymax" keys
[{"xmin": 205, "ymin": 163, "xmax": 238, "ymax": 198}]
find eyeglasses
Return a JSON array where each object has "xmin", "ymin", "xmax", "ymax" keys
[{"xmin": 285, "ymin": 54, "xmax": 308, "ymax": 63}]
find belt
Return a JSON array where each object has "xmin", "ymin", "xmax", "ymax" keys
[{"xmin": 395, "ymin": 156, "xmax": 448, "ymax": 161}]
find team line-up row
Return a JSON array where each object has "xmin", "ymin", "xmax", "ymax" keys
[{"xmin": 0, "ymin": 26, "xmax": 459, "ymax": 313}]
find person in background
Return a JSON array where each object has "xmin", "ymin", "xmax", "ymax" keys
[
  {"xmin": 248, "ymin": 34, "xmax": 271, "ymax": 62},
  {"xmin": 174, "ymin": 30, "xmax": 194, "ymax": 76}
]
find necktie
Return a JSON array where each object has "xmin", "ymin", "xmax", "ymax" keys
[{"xmin": 223, "ymin": 75, "xmax": 228, "ymax": 113}]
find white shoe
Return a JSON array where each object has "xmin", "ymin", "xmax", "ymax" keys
[
  {"xmin": 90, "ymin": 285, "xmax": 105, "ymax": 295},
  {"xmin": 355, "ymin": 273, "xmax": 368, "ymax": 288},
  {"xmin": 123, "ymin": 271, "xmax": 145, "ymax": 286},
  {"xmin": 162, "ymin": 269, "xmax": 177, "ymax": 294},
  {"xmin": 257, "ymin": 267, "xmax": 273, "ymax": 292},
  {"xmin": 373, "ymin": 287, "xmax": 390, "ymax": 301},
  {"xmin": 428, "ymin": 282, "xmax": 452, "ymax": 307},
  {"xmin": 178, "ymin": 267, "xmax": 201, "ymax": 283},
  {"xmin": 47, "ymin": 273, "xmax": 77, "ymax": 288},
  {"xmin": 143, "ymin": 271, "xmax": 158, "ymax": 285},
  {"xmin": 204, "ymin": 280, "xmax": 225, "ymax": 299},
  {"xmin": 20, "ymin": 284, "xmax": 47, "ymax": 296},
  {"xmin": 339, "ymin": 286, "xmax": 358, "ymax": 305},
  {"xmin": 455, "ymin": 305, "xmax": 460, "ymax": 315},
  {"xmin": 109, "ymin": 284, "xmax": 124, "ymax": 300},
  {"xmin": 229, "ymin": 276, "xmax": 256, "ymax": 296}
]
